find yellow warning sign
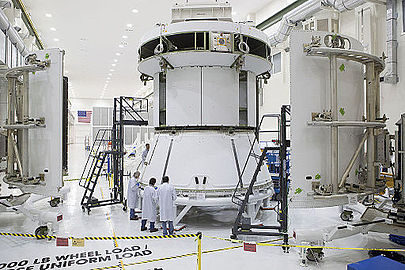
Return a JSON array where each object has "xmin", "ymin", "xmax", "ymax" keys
[{"xmin": 72, "ymin": 238, "xmax": 85, "ymax": 247}]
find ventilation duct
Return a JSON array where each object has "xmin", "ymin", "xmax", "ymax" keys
[
  {"xmin": 267, "ymin": 0, "xmax": 367, "ymax": 47},
  {"xmin": 0, "ymin": 7, "xmax": 29, "ymax": 56},
  {"xmin": 384, "ymin": 0, "xmax": 399, "ymax": 84}
]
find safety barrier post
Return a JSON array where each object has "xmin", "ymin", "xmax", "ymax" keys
[{"xmin": 197, "ymin": 232, "xmax": 202, "ymax": 270}]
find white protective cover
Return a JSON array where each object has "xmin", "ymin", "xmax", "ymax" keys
[
  {"xmin": 289, "ymin": 31, "xmax": 365, "ymax": 208},
  {"xmin": 25, "ymin": 49, "xmax": 64, "ymax": 196}
]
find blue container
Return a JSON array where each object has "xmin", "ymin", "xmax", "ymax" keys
[
  {"xmin": 390, "ymin": 234, "xmax": 405, "ymax": 246},
  {"xmin": 347, "ymin": 255, "xmax": 405, "ymax": 270}
]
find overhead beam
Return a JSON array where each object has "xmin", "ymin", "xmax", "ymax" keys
[{"xmin": 256, "ymin": 0, "xmax": 311, "ymax": 31}]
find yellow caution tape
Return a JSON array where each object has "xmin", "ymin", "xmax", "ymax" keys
[
  {"xmin": 92, "ymin": 245, "xmax": 247, "ymax": 270},
  {"xmin": 92, "ymin": 252, "xmax": 198, "ymax": 270},
  {"xmin": 0, "ymin": 232, "xmax": 199, "ymax": 240},
  {"xmin": 204, "ymin": 235, "xmax": 244, "ymax": 244},
  {"xmin": 63, "ymin": 178, "xmax": 81, "ymax": 182},
  {"xmin": 257, "ymin": 242, "xmax": 405, "ymax": 253},
  {"xmin": 92, "ymin": 238, "xmax": 288, "ymax": 270},
  {"xmin": 204, "ymin": 235, "xmax": 288, "ymax": 244},
  {"xmin": 202, "ymin": 245, "xmax": 243, "ymax": 254},
  {"xmin": 205, "ymin": 235, "xmax": 405, "ymax": 253}
]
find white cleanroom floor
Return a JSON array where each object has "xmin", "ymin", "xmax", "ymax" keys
[{"xmin": 0, "ymin": 143, "xmax": 402, "ymax": 270}]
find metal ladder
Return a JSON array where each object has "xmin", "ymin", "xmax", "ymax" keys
[
  {"xmin": 80, "ymin": 151, "xmax": 109, "ymax": 213},
  {"xmin": 231, "ymin": 105, "xmax": 290, "ymax": 249},
  {"xmin": 79, "ymin": 129, "xmax": 111, "ymax": 188},
  {"xmin": 231, "ymin": 113, "xmax": 281, "ymax": 206}
]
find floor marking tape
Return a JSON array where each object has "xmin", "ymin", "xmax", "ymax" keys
[
  {"xmin": 0, "ymin": 232, "xmax": 199, "ymax": 240},
  {"xmin": 100, "ymin": 187, "xmax": 124, "ymax": 269}
]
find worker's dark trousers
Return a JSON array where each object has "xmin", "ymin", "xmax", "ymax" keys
[
  {"xmin": 162, "ymin": 221, "xmax": 174, "ymax": 235},
  {"xmin": 141, "ymin": 219, "xmax": 155, "ymax": 230},
  {"xmin": 130, "ymin": 209, "xmax": 136, "ymax": 219}
]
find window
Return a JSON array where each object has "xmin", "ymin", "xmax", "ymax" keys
[
  {"xmin": 271, "ymin": 52, "xmax": 281, "ymax": 75},
  {"xmin": 239, "ymin": 71, "xmax": 248, "ymax": 126},
  {"xmin": 317, "ymin": 19, "xmax": 329, "ymax": 32},
  {"xmin": 159, "ymin": 73, "xmax": 166, "ymax": 126}
]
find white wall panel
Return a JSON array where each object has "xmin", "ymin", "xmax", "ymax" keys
[
  {"xmin": 202, "ymin": 67, "xmax": 238, "ymax": 125},
  {"xmin": 166, "ymin": 67, "xmax": 202, "ymax": 126},
  {"xmin": 28, "ymin": 49, "xmax": 64, "ymax": 195}
]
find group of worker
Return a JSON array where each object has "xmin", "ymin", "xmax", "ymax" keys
[{"xmin": 127, "ymin": 168, "xmax": 177, "ymax": 236}]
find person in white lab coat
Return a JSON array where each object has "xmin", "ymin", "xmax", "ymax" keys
[
  {"xmin": 142, "ymin": 143, "xmax": 150, "ymax": 165},
  {"xmin": 127, "ymin": 171, "xmax": 141, "ymax": 220},
  {"xmin": 157, "ymin": 176, "xmax": 177, "ymax": 235},
  {"xmin": 141, "ymin": 178, "xmax": 158, "ymax": 232}
]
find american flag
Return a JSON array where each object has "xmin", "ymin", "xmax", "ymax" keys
[{"xmin": 77, "ymin": 110, "xmax": 92, "ymax": 123}]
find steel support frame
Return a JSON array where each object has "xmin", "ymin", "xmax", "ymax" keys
[
  {"xmin": 366, "ymin": 62, "xmax": 379, "ymax": 189},
  {"xmin": 330, "ymin": 55, "xmax": 339, "ymax": 194},
  {"xmin": 112, "ymin": 96, "xmax": 149, "ymax": 207},
  {"xmin": 280, "ymin": 105, "xmax": 289, "ymax": 247}
]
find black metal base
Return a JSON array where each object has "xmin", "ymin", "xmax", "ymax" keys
[
  {"xmin": 155, "ymin": 125, "xmax": 256, "ymax": 132},
  {"xmin": 81, "ymin": 199, "xmax": 124, "ymax": 214}
]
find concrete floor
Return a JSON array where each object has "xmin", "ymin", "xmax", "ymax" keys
[{"xmin": 0, "ymin": 143, "xmax": 402, "ymax": 269}]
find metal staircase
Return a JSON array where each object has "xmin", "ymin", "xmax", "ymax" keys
[
  {"xmin": 79, "ymin": 129, "xmax": 111, "ymax": 188},
  {"xmin": 80, "ymin": 151, "xmax": 109, "ymax": 212},
  {"xmin": 231, "ymin": 105, "xmax": 290, "ymax": 249},
  {"xmin": 79, "ymin": 96, "xmax": 149, "ymax": 214}
]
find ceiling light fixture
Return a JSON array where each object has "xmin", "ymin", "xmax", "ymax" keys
[
  {"xmin": 111, "ymin": 63, "xmax": 116, "ymax": 67},
  {"xmin": 113, "ymin": 59, "xmax": 118, "ymax": 62},
  {"xmin": 122, "ymin": 35, "xmax": 128, "ymax": 39},
  {"xmin": 132, "ymin": 9, "xmax": 139, "ymax": 13},
  {"xmin": 50, "ymin": 27, "xmax": 56, "ymax": 31},
  {"xmin": 126, "ymin": 23, "xmax": 133, "ymax": 28},
  {"xmin": 116, "ymin": 53, "xmax": 122, "ymax": 56},
  {"xmin": 53, "ymin": 38, "xmax": 60, "ymax": 42},
  {"xmin": 110, "ymin": 69, "xmax": 115, "ymax": 72},
  {"xmin": 108, "ymin": 73, "xmax": 113, "ymax": 76},
  {"xmin": 118, "ymin": 44, "xmax": 124, "ymax": 48},
  {"xmin": 45, "ymin": 13, "xmax": 53, "ymax": 18}
]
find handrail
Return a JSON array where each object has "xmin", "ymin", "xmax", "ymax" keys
[
  {"xmin": 79, "ymin": 129, "xmax": 111, "ymax": 187},
  {"xmin": 231, "ymin": 113, "xmax": 281, "ymax": 205}
]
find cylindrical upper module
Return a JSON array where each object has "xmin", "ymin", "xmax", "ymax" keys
[{"xmin": 137, "ymin": 20, "xmax": 272, "ymax": 128}]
